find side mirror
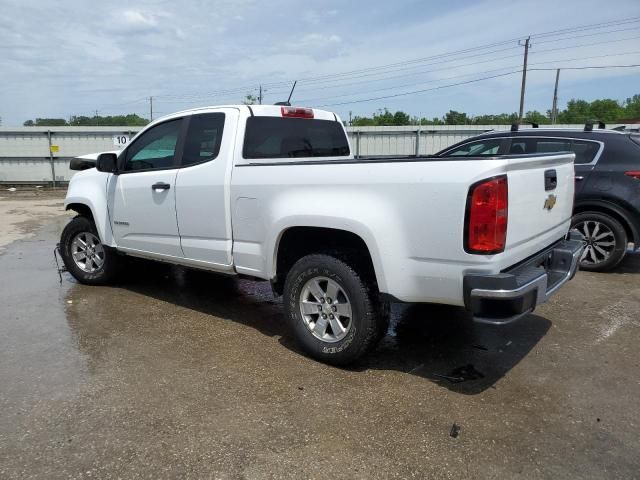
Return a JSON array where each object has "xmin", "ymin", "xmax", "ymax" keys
[{"xmin": 96, "ymin": 153, "xmax": 118, "ymax": 173}]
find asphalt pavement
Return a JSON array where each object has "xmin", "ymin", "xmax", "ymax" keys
[{"xmin": 0, "ymin": 195, "xmax": 638, "ymax": 479}]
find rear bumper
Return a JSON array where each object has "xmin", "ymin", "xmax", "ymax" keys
[{"xmin": 463, "ymin": 233, "xmax": 584, "ymax": 325}]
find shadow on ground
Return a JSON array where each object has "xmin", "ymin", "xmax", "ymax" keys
[
  {"xmin": 65, "ymin": 258, "xmax": 552, "ymax": 395},
  {"xmin": 611, "ymin": 251, "xmax": 640, "ymax": 274}
]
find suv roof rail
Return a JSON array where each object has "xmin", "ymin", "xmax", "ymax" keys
[
  {"xmin": 511, "ymin": 121, "xmax": 539, "ymax": 132},
  {"xmin": 585, "ymin": 120, "xmax": 606, "ymax": 132}
]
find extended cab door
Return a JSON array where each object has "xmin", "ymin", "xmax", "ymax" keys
[
  {"xmin": 107, "ymin": 118, "xmax": 185, "ymax": 257},
  {"xmin": 174, "ymin": 109, "xmax": 238, "ymax": 269}
]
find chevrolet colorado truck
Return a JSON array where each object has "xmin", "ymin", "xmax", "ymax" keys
[{"xmin": 61, "ymin": 105, "xmax": 583, "ymax": 365}]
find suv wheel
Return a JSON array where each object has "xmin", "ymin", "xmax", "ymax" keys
[
  {"xmin": 571, "ymin": 212, "xmax": 627, "ymax": 272},
  {"xmin": 283, "ymin": 254, "xmax": 386, "ymax": 366},
  {"xmin": 60, "ymin": 216, "xmax": 120, "ymax": 284}
]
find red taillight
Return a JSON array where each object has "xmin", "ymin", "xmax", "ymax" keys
[
  {"xmin": 281, "ymin": 106, "xmax": 314, "ymax": 118},
  {"xmin": 625, "ymin": 170, "xmax": 640, "ymax": 180},
  {"xmin": 465, "ymin": 175, "xmax": 508, "ymax": 254}
]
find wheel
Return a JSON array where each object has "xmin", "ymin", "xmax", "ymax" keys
[
  {"xmin": 60, "ymin": 216, "xmax": 120, "ymax": 285},
  {"xmin": 283, "ymin": 254, "xmax": 386, "ymax": 366},
  {"xmin": 571, "ymin": 212, "xmax": 627, "ymax": 272}
]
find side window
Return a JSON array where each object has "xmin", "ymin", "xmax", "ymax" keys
[
  {"xmin": 508, "ymin": 138, "xmax": 571, "ymax": 155},
  {"xmin": 571, "ymin": 140, "xmax": 600, "ymax": 164},
  {"xmin": 182, "ymin": 113, "xmax": 226, "ymax": 167},
  {"xmin": 445, "ymin": 139, "xmax": 502, "ymax": 156},
  {"xmin": 124, "ymin": 119, "xmax": 182, "ymax": 172},
  {"xmin": 534, "ymin": 139, "xmax": 571, "ymax": 153}
]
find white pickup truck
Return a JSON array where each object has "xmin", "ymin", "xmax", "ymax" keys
[{"xmin": 62, "ymin": 105, "xmax": 583, "ymax": 365}]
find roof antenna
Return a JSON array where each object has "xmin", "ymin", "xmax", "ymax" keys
[
  {"xmin": 274, "ymin": 81, "xmax": 297, "ymax": 106},
  {"xmin": 286, "ymin": 80, "xmax": 297, "ymax": 105}
]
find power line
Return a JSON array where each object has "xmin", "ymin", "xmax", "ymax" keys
[
  {"xmin": 86, "ymin": 16, "xmax": 640, "ymax": 114},
  {"xmin": 312, "ymin": 63, "xmax": 640, "ymax": 108},
  {"xmin": 148, "ymin": 16, "xmax": 640, "ymax": 102},
  {"xmin": 313, "ymin": 71, "xmax": 524, "ymax": 108},
  {"xmin": 533, "ymin": 24, "xmax": 640, "ymax": 45},
  {"xmin": 531, "ymin": 64, "xmax": 640, "ymax": 71}
]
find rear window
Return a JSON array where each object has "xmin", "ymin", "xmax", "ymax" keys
[{"xmin": 243, "ymin": 117, "xmax": 350, "ymax": 159}]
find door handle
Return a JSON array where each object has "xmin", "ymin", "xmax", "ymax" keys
[
  {"xmin": 575, "ymin": 176, "xmax": 585, "ymax": 182},
  {"xmin": 544, "ymin": 169, "xmax": 557, "ymax": 191},
  {"xmin": 151, "ymin": 182, "xmax": 171, "ymax": 191}
]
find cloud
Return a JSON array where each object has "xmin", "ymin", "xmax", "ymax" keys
[
  {"xmin": 112, "ymin": 9, "xmax": 162, "ymax": 34},
  {"xmin": 0, "ymin": 0, "xmax": 639, "ymax": 125}
]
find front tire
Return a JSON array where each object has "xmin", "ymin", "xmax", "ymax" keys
[
  {"xmin": 60, "ymin": 216, "xmax": 120, "ymax": 285},
  {"xmin": 571, "ymin": 212, "xmax": 627, "ymax": 272},
  {"xmin": 283, "ymin": 254, "xmax": 385, "ymax": 366}
]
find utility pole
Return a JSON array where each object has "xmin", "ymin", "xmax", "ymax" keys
[
  {"xmin": 518, "ymin": 37, "xmax": 530, "ymax": 122},
  {"xmin": 149, "ymin": 96, "xmax": 153, "ymax": 121},
  {"xmin": 258, "ymin": 85, "xmax": 263, "ymax": 105},
  {"xmin": 349, "ymin": 111, "xmax": 352, "ymax": 126},
  {"xmin": 551, "ymin": 69, "xmax": 560, "ymax": 124}
]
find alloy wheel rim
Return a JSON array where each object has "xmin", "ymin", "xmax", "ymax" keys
[
  {"xmin": 575, "ymin": 220, "xmax": 615, "ymax": 265},
  {"xmin": 299, "ymin": 276, "xmax": 352, "ymax": 343},
  {"xmin": 70, "ymin": 232, "xmax": 105, "ymax": 273}
]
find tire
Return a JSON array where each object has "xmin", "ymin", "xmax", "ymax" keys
[
  {"xmin": 571, "ymin": 211, "xmax": 627, "ymax": 272},
  {"xmin": 283, "ymin": 254, "xmax": 386, "ymax": 366},
  {"xmin": 60, "ymin": 216, "xmax": 120, "ymax": 285}
]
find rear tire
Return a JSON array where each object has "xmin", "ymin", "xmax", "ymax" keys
[
  {"xmin": 60, "ymin": 216, "xmax": 120, "ymax": 285},
  {"xmin": 283, "ymin": 254, "xmax": 386, "ymax": 366},
  {"xmin": 571, "ymin": 211, "xmax": 627, "ymax": 272}
]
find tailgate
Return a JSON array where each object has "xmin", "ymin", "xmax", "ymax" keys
[{"xmin": 505, "ymin": 153, "xmax": 575, "ymax": 253}]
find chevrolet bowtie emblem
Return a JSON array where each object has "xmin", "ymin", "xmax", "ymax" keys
[{"xmin": 544, "ymin": 194, "xmax": 557, "ymax": 211}]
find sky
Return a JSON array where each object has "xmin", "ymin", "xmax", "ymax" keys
[{"xmin": 1, "ymin": 0, "xmax": 639, "ymax": 126}]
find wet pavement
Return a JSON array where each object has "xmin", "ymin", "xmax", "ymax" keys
[{"xmin": 1, "ymin": 212, "xmax": 639, "ymax": 479}]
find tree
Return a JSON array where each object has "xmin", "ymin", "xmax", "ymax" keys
[
  {"xmin": 443, "ymin": 110, "xmax": 468, "ymax": 125},
  {"xmin": 68, "ymin": 114, "xmax": 148, "ymax": 126},
  {"xmin": 557, "ymin": 99, "xmax": 591, "ymax": 123},
  {"xmin": 23, "ymin": 118, "xmax": 67, "ymax": 126},
  {"xmin": 623, "ymin": 96, "xmax": 640, "ymax": 119},
  {"xmin": 242, "ymin": 93, "xmax": 258, "ymax": 105},
  {"xmin": 589, "ymin": 99, "xmax": 624, "ymax": 122},
  {"xmin": 523, "ymin": 110, "xmax": 551, "ymax": 125},
  {"xmin": 623, "ymin": 94, "xmax": 640, "ymax": 119},
  {"xmin": 23, "ymin": 114, "xmax": 149, "ymax": 127}
]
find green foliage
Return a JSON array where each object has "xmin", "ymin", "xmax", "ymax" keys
[
  {"xmin": 23, "ymin": 114, "xmax": 149, "ymax": 127},
  {"xmin": 351, "ymin": 108, "xmax": 411, "ymax": 126},
  {"xmin": 69, "ymin": 114, "xmax": 149, "ymax": 126},
  {"xmin": 349, "ymin": 94, "xmax": 640, "ymax": 126},
  {"xmin": 623, "ymin": 94, "xmax": 640, "ymax": 119},
  {"xmin": 242, "ymin": 93, "xmax": 258, "ymax": 105},
  {"xmin": 23, "ymin": 118, "xmax": 67, "ymax": 126},
  {"xmin": 443, "ymin": 110, "xmax": 468, "ymax": 125}
]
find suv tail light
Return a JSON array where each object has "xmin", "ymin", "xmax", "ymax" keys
[
  {"xmin": 624, "ymin": 170, "xmax": 640, "ymax": 180},
  {"xmin": 281, "ymin": 106, "xmax": 314, "ymax": 118},
  {"xmin": 465, "ymin": 175, "xmax": 508, "ymax": 254}
]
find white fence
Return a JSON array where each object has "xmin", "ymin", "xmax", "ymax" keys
[{"xmin": 0, "ymin": 124, "xmax": 635, "ymax": 184}]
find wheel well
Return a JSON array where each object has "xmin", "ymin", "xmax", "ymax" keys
[
  {"xmin": 272, "ymin": 227, "xmax": 376, "ymax": 296},
  {"xmin": 573, "ymin": 204, "xmax": 636, "ymax": 243},
  {"xmin": 66, "ymin": 203, "xmax": 94, "ymax": 223}
]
